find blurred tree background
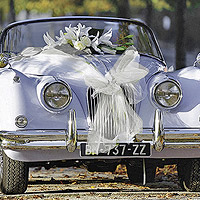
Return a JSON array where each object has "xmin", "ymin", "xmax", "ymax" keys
[{"xmin": 0, "ymin": 0, "xmax": 200, "ymax": 69}]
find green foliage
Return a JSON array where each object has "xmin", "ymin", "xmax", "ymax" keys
[
  {"xmin": 14, "ymin": 0, "xmax": 114, "ymax": 16},
  {"xmin": 0, "ymin": 0, "xmax": 9, "ymax": 21},
  {"xmin": 0, "ymin": 0, "xmax": 115, "ymax": 21},
  {"xmin": 2, "ymin": 0, "xmax": 200, "ymax": 26},
  {"xmin": 187, "ymin": 0, "xmax": 200, "ymax": 9},
  {"xmin": 115, "ymin": 22, "xmax": 135, "ymax": 52},
  {"xmin": 152, "ymin": 0, "xmax": 171, "ymax": 10},
  {"xmin": 115, "ymin": 35, "xmax": 134, "ymax": 51},
  {"xmin": 129, "ymin": 0, "xmax": 146, "ymax": 8},
  {"xmin": 154, "ymin": 0, "xmax": 200, "ymax": 11}
]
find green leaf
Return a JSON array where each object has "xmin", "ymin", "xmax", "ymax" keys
[
  {"xmin": 116, "ymin": 46, "xmax": 126, "ymax": 50},
  {"xmin": 124, "ymin": 34, "xmax": 134, "ymax": 39},
  {"xmin": 67, "ymin": 39, "xmax": 73, "ymax": 47},
  {"xmin": 116, "ymin": 34, "xmax": 134, "ymax": 42},
  {"xmin": 125, "ymin": 42, "xmax": 134, "ymax": 46}
]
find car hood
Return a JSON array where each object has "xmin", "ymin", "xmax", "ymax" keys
[
  {"xmin": 10, "ymin": 49, "xmax": 122, "ymax": 116},
  {"xmin": 10, "ymin": 48, "xmax": 163, "ymax": 80},
  {"xmin": 10, "ymin": 48, "xmax": 117, "ymax": 78},
  {"xmin": 9, "ymin": 49, "xmax": 164, "ymax": 113}
]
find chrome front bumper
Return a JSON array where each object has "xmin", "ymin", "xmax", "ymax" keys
[
  {"xmin": 1, "ymin": 109, "xmax": 200, "ymax": 151},
  {"xmin": 2, "ymin": 128, "xmax": 200, "ymax": 150},
  {"xmin": 0, "ymin": 129, "xmax": 87, "ymax": 150}
]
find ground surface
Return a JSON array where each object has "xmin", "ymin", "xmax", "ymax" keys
[{"xmin": 1, "ymin": 164, "xmax": 200, "ymax": 199}]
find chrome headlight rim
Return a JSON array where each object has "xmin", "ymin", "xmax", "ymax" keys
[
  {"xmin": 42, "ymin": 80, "xmax": 72, "ymax": 112},
  {"xmin": 153, "ymin": 79, "xmax": 182, "ymax": 109}
]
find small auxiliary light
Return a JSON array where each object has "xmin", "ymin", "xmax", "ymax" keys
[{"xmin": 15, "ymin": 115, "xmax": 28, "ymax": 128}]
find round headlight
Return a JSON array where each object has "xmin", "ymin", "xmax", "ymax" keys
[
  {"xmin": 44, "ymin": 82, "xmax": 72, "ymax": 110},
  {"xmin": 153, "ymin": 80, "xmax": 182, "ymax": 108}
]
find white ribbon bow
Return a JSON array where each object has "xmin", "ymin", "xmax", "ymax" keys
[{"xmin": 83, "ymin": 48, "xmax": 149, "ymax": 154}]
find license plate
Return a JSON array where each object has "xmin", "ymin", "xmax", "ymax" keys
[{"xmin": 80, "ymin": 143, "xmax": 151, "ymax": 157}]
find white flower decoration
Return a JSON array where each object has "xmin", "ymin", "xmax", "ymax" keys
[
  {"xmin": 55, "ymin": 30, "xmax": 68, "ymax": 45},
  {"xmin": 73, "ymin": 40, "xmax": 86, "ymax": 51},
  {"xmin": 43, "ymin": 32, "xmax": 58, "ymax": 49},
  {"xmin": 99, "ymin": 28, "xmax": 113, "ymax": 46},
  {"xmin": 81, "ymin": 36, "xmax": 91, "ymax": 47},
  {"xmin": 43, "ymin": 23, "xmax": 115, "ymax": 54}
]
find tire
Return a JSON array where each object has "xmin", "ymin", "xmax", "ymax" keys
[
  {"xmin": 126, "ymin": 159, "xmax": 156, "ymax": 184},
  {"xmin": 0, "ymin": 150, "xmax": 29, "ymax": 194},
  {"xmin": 177, "ymin": 159, "xmax": 200, "ymax": 192}
]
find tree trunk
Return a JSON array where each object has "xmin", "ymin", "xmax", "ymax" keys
[
  {"xmin": 145, "ymin": 0, "xmax": 153, "ymax": 27},
  {"xmin": 0, "ymin": 8, "xmax": 3, "ymax": 29},
  {"xmin": 25, "ymin": 9, "xmax": 30, "ymax": 19},
  {"xmin": 175, "ymin": 0, "xmax": 186, "ymax": 70},
  {"xmin": 8, "ymin": 0, "xmax": 16, "ymax": 23},
  {"xmin": 116, "ymin": 0, "xmax": 131, "ymax": 18}
]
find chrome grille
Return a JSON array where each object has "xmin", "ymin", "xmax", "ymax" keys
[
  {"xmin": 87, "ymin": 87, "xmax": 99, "ymax": 124},
  {"xmin": 87, "ymin": 86, "xmax": 135, "ymax": 138},
  {"xmin": 87, "ymin": 88, "xmax": 117, "ymax": 140}
]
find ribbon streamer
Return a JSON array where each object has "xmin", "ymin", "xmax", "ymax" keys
[{"xmin": 83, "ymin": 48, "xmax": 149, "ymax": 154}]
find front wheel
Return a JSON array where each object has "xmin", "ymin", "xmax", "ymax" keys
[
  {"xmin": 0, "ymin": 150, "xmax": 29, "ymax": 194},
  {"xmin": 177, "ymin": 159, "xmax": 200, "ymax": 192}
]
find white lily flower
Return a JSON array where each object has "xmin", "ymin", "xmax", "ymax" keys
[
  {"xmin": 197, "ymin": 53, "xmax": 200, "ymax": 64},
  {"xmin": 92, "ymin": 44, "xmax": 101, "ymax": 53},
  {"xmin": 66, "ymin": 24, "xmax": 76, "ymax": 32},
  {"xmin": 99, "ymin": 28, "xmax": 113, "ymax": 47},
  {"xmin": 101, "ymin": 46, "xmax": 116, "ymax": 55},
  {"xmin": 77, "ymin": 23, "xmax": 92, "ymax": 37},
  {"xmin": 65, "ymin": 27, "xmax": 77, "ymax": 40},
  {"xmin": 81, "ymin": 36, "xmax": 91, "ymax": 47},
  {"xmin": 43, "ymin": 23, "xmax": 115, "ymax": 54},
  {"xmin": 55, "ymin": 30, "xmax": 68, "ymax": 45},
  {"xmin": 92, "ymin": 31, "xmax": 100, "ymax": 43},
  {"xmin": 84, "ymin": 48, "xmax": 92, "ymax": 54},
  {"xmin": 73, "ymin": 40, "xmax": 86, "ymax": 50},
  {"xmin": 91, "ymin": 31, "xmax": 102, "ymax": 53},
  {"xmin": 43, "ymin": 32, "xmax": 58, "ymax": 49},
  {"xmin": 76, "ymin": 26, "xmax": 81, "ymax": 41}
]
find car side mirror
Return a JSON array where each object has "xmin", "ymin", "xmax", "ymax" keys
[
  {"xmin": 0, "ymin": 53, "xmax": 9, "ymax": 68},
  {"xmin": 194, "ymin": 53, "xmax": 200, "ymax": 67}
]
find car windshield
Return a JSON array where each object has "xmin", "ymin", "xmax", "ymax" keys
[{"xmin": 1, "ymin": 17, "xmax": 162, "ymax": 59}]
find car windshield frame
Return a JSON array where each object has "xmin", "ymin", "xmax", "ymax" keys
[{"xmin": 0, "ymin": 16, "xmax": 164, "ymax": 62}]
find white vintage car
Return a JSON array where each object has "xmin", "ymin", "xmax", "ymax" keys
[{"xmin": 0, "ymin": 16, "xmax": 200, "ymax": 194}]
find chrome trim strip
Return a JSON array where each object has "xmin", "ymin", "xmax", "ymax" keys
[
  {"xmin": 0, "ymin": 130, "xmax": 87, "ymax": 142},
  {"xmin": 153, "ymin": 109, "xmax": 164, "ymax": 152},
  {"xmin": 1, "ymin": 140, "xmax": 67, "ymax": 150},
  {"xmin": 66, "ymin": 109, "xmax": 77, "ymax": 152},
  {"xmin": 165, "ymin": 142, "xmax": 200, "ymax": 149},
  {"xmin": 0, "ymin": 130, "xmax": 67, "ymax": 142},
  {"xmin": 136, "ymin": 129, "xmax": 200, "ymax": 141}
]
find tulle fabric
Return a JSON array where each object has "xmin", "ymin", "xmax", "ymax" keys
[
  {"xmin": 83, "ymin": 48, "xmax": 149, "ymax": 154},
  {"xmin": 11, "ymin": 46, "xmax": 149, "ymax": 154}
]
